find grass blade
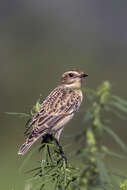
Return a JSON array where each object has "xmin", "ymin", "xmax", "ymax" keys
[
  {"xmin": 5, "ymin": 112, "xmax": 30, "ymax": 118},
  {"xmin": 104, "ymin": 106, "xmax": 126, "ymax": 120},
  {"xmin": 109, "ymin": 101, "xmax": 127, "ymax": 114},
  {"xmin": 103, "ymin": 126, "xmax": 127, "ymax": 152},
  {"xmin": 106, "ymin": 150, "xmax": 127, "ymax": 159},
  {"xmin": 95, "ymin": 153, "xmax": 112, "ymax": 190},
  {"xmin": 112, "ymin": 95, "xmax": 127, "ymax": 107}
]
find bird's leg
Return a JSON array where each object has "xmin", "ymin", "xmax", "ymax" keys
[
  {"xmin": 39, "ymin": 137, "xmax": 46, "ymax": 151},
  {"xmin": 47, "ymin": 144, "xmax": 53, "ymax": 162},
  {"xmin": 39, "ymin": 134, "xmax": 53, "ymax": 162},
  {"xmin": 40, "ymin": 134, "xmax": 67, "ymax": 164},
  {"xmin": 51, "ymin": 136, "xmax": 67, "ymax": 165}
]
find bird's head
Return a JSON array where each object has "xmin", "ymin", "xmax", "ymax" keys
[{"xmin": 61, "ymin": 69, "xmax": 88, "ymax": 89}]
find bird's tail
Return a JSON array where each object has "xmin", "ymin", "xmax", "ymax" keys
[
  {"xmin": 18, "ymin": 141, "xmax": 34, "ymax": 155},
  {"xmin": 18, "ymin": 132, "xmax": 45, "ymax": 155}
]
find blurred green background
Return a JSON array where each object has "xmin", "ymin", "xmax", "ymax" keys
[{"xmin": 1, "ymin": 0, "xmax": 127, "ymax": 189}]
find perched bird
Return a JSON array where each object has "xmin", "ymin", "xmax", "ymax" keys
[{"xmin": 18, "ymin": 69, "xmax": 88, "ymax": 155}]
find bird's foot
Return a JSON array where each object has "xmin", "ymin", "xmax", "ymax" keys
[
  {"xmin": 57, "ymin": 152, "xmax": 67, "ymax": 165},
  {"xmin": 40, "ymin": 134, "xmax": 67, "ymax": 165},
  {"xmin": 53, "ymin": 138, "xmax": 67, "ymax": 165}
]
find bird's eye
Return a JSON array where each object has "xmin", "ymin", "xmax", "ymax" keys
[{"xmin": 68, "ymin": 73, "xmax": 74, "ymax": 77}]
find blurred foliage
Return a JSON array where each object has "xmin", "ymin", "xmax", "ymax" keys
[
  {"xmin": 6, "ymin": 81, "xmax": 127, "ymax": 190},
  {"xmin": 120, "ymin": 180, "xmax": 127, "ymax": 190},
  {"xmin": 74, "ymin": 81, "xmax": 127, "ymax": 190}
]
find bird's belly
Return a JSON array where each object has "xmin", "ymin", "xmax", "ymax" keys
[{"xmin": 51, "ymin": 114, "xmax": 74, "ymax": 132}]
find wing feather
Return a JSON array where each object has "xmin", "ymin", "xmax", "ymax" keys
[{"xmin": 29, "ymin": 86, "xmax": 83, "ymax": 136}]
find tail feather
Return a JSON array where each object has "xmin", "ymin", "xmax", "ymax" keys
[
  {"xmin": 18, "ymin": 133, "xmax": 45, "ymax": 155},
  {"xmin": 18, "ymin": 140, "xmax": 35, "ymax": 155}
]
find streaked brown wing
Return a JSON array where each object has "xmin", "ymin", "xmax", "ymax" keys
[
  {"xmin": 30, "ymin": 86, "xmax": 82, "ymax": 135},
  {"xmin": 27, "ymin": 87, "xmax": 62, "ymax": 127},
  {"xmin": 31, "ymin": 114, "xmax": 66, "ymax": 135},
  {"xmin": 29, "ymin": 86, "xmax": 69, "ymax": 127}
]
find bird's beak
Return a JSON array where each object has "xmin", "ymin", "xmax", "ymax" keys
[{"xmin": 80, "ymin": 73, "xmax": 88, "ymax": 78}]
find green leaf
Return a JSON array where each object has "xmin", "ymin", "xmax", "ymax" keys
[
  {"xmin": 27, "ymin": 175, "xmax": 41, "ymax": 182},
  {"xmin": 104, "ymin": 106, "xmax": 126, "ymax": 120},
  {"xmin": 5, "ymin": 112, "xmax": 30, "ymax": 118},
  {"xmin": 33, "ymin": 182, "xmax": 45, "ymax": 190},
  {"xmin": 44, "ymin": 180, "xmax": 57, "ymax": 190},
  {"xmin": 26, "ymin": 167, "xmax": 41, "ymax": 174},
  {"xmin": 41, "ymin": 145, "xmax": 48, "ymax": 174},
  {"xmin": 106, "ymin": 150, "xmax": 127, "ymax": 160},
  {"xmin": 103, "ymin": 126, "xmax": 127, "ymax": 152},
  {"xmin": 112, "ymin": 95, "xmax": 127, "ymax": 107},
  {"xmin": 109, "ymin": 101, "xmax": 127, "ymax": 114},
  {"xmin": 95, "ymin": 153, "xmax": 112, "ymax": 190},
  {"xmin": 109, "ymin": 169, "xmax": 127, "ymax": 179}
]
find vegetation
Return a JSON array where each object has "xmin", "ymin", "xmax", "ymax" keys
[{"xmin": 7, "ymin": 81, "xmax": 127, "ymax": 190}]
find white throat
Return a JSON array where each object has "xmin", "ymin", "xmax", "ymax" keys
[{"xmin": 65, "ymin": 80, "xmax": 81, "ymax": 89}]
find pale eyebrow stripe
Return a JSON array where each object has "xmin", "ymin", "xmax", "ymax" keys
[{"xmin": 64, "ymin": 71, "xmax": 79, "ymax": 75}]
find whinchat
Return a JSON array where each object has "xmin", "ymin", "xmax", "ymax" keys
[{"xmin": 18, "ymin": 69, "xmax": 88, "ymax": 155}]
